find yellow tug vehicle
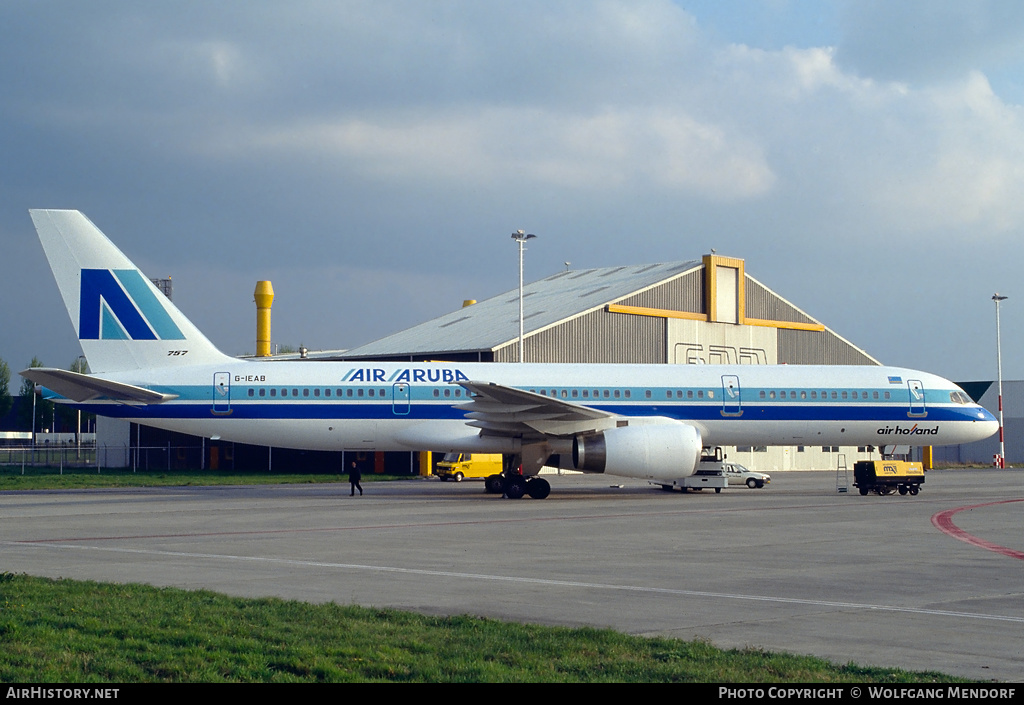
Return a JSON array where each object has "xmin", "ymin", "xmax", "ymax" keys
[{"xmin": 853, "ymin": 460, "xmax": 925, "ymax": 496}]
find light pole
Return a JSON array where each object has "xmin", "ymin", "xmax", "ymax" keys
[
  {"xmin": 511, "ymin": 230, "xmax": 537, "ymax": 363},
  {"xmin": 75, "ymin": 355, "xmax": 87, "ymax": 458},
  {"xmin": 993, "ymin": 293, "xmax": 1008, "ymax": 468}
]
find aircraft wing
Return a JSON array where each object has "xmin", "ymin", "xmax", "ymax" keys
[
  {"xmin": 19, "ymin": 368, "xmax": 179, "ymax": 404},
  {"xmin": 456, "ymin": 380, "xmax": 618, "ymax": 439}
]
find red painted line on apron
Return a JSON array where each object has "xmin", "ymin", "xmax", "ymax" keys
[{"xmin": 931, "ymin": 499, "xmax": 1024, "ymax": 560}]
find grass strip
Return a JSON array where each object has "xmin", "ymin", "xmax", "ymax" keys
[{"xmin": 0, "ymin": 573, "xmax": 966, "ymax": 683}]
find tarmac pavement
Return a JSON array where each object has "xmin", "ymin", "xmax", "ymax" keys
[{"xmin": 1, "ymin": 468, "xmax": 1022, "ymax": 681}]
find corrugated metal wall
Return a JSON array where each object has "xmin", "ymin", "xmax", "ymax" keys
[
  {"xmin": 495, "ymin": 308, "xmax": 666, "ymax": 363},
  {"xmin": 618, "ymin": 268, "xmax": 704, "ymax": 313},
  {"xmin": 745, "ymin": 278, "xmax": 817, "ymax": 325},
  {"xmin": 777, "ymin": 328, "xmax": 878, "ymax": 365}
]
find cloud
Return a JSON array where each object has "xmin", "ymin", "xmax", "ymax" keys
[
  {"xmin": 849, "ymin": 72, "xmax": 1024, "ymax": 235},
  {"xmin": 5, "ymin": 1, "xmax": 1024, "ymax": 380},
  {"xmin": 835, "ymin": 0, "xmax": 1024, "ymax": 83},
  {"xmin": 207, "ymin": 106, "xmax": 775, "ymax": 200}
]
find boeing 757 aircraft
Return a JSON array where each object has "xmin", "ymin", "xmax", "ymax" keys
[{"xmin": 22, "ymin": 210, "xmax": 998, "ymax": 499}]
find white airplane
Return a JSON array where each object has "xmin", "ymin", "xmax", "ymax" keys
[{"xmin": 22, "ymin": 210, "xmax": 998, "ymax": 499}]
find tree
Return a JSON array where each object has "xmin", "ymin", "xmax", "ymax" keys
[{"xmin": 0, "ymin": 357, "xmax": 12, "ymax": 420}]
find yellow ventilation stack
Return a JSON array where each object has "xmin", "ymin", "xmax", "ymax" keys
[{"xmin": 254, "ymin": 281, "xmax": 274, "ymax": 357}]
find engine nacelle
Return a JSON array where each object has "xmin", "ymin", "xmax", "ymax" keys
[{"xmin": 572, "ymin": 422, "xmax": 702, "ymax": 481}]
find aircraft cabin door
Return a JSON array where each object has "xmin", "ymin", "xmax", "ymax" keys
[
  {"xmin": 907, "ymin": 379, "xmax": 927, "ymax": 417},
  {"xmin": 392, "ymin": 383, "xmax": 410, "ymax": 416},
  {"xmin": 721, "ymin": 375, "xmax": 742, "ymax": 416},
  {"xmin": 213, "ymin": 372, "xmax": 231, "ymax": 415}
]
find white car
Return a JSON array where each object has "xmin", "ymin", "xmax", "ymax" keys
[{"xmin": 723, "ymin": 463, "xmax": 770, "ymax": 488}]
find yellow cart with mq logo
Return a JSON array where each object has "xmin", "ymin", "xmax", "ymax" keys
[{"xmin": 853, "ymin": 461, "xmax": 925, "ymax": 496}]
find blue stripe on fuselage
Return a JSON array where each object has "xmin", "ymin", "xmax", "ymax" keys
[{"xmin": 73, "ymin": 399, "xmax": 985, "ymax": 424}]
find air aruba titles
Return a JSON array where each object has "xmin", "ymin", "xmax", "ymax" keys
[
  {"xmin": 233, "ymin": 367, "xmax": 470, "ymax": 385},
  {"xmin": 342, "ymin": 367, "xmax": 470, "ymax": 383}
]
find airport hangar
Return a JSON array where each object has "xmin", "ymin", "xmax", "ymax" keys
[{"xmin": 104, "ymin": 253, "xmax": 889, "ymax": 474}]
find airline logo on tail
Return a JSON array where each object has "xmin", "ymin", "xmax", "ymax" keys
[{"xmin": 79, "ymin": 269, "xmax": 185, "ymax": 341}]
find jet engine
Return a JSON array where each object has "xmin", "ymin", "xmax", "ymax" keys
[{"xmin": 572, "ymin": 421, "xmax": 702, "ymax": 481}]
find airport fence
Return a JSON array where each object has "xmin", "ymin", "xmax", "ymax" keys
[{"xmin": 0, "ymin": 444, "xmax": 205, "ymax": 472}]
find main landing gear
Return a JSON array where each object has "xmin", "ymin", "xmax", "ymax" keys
[{"xmin": 485, "ymin": 474, "xmax": 551, "ymax": 499}]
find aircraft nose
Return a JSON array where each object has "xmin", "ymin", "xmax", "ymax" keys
[{"xmin": 974, "ymin": 407, "xmax": 999, "ymax": 440}]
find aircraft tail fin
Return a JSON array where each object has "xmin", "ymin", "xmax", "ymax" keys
[{"xmin": 29, "ymin": 209, "xmax": 233, "ymax": 373}]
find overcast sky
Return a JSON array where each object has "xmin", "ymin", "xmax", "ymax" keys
[{"xmin": 3, "ymin": 0, "xmax": 1024, "ymax": 383}]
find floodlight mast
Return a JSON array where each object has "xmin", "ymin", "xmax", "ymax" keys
[
  {"xmin": 993, "ymin": 293, "xmax": 1008, "ymax": 467},
  {"xmin": 511, "ymin": 230, "xmax": 537, "ymax": 363}
]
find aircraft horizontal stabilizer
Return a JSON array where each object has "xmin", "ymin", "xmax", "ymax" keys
[{"xmin": 19, "ymin": 368, "xmax": 178, "ymax": 404}]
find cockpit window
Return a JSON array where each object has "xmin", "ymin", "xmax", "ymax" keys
[{"xmin": 949, "ymin": 391, "xmax": 971, "ymax": 404}]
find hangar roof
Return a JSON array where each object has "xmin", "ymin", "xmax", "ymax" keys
[{"xmin": 342, "ymin": 260, "xmax": 702, "ymax": 359}]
